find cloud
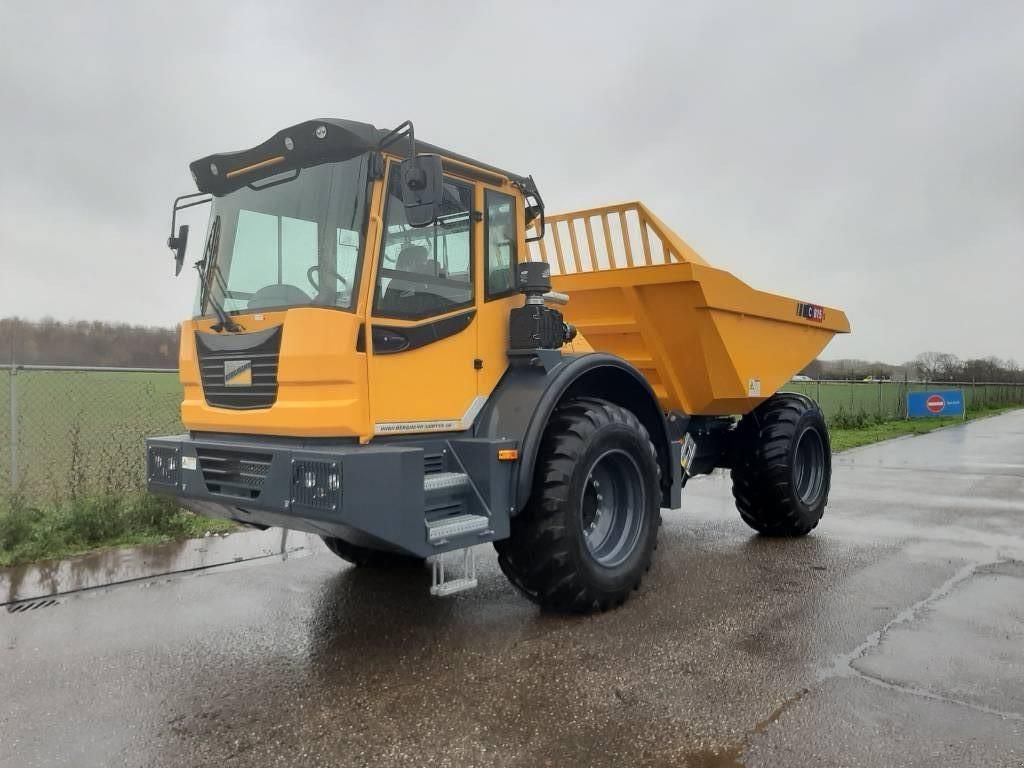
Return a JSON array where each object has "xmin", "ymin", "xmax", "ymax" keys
[{"xmin": 1, "ymin": 0, "xmax": 1021, "ymax": 364}]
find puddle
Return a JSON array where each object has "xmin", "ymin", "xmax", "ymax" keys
[{"xmin": 1, "ymin": 528, "xmax": 320, "ymax": 605}]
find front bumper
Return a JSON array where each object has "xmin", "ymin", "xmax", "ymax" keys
[{"xmin": 146, "ymin": 433, "xmax": 513, "ymax": 558}]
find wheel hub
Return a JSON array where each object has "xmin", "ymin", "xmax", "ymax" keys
[
  {"xmin": 793, "ymin": 426, "xmax": 826, "ymax": 506},
  {"xmin": 579, "ymin": 449, "xmax": 645, "ymax": 568}
]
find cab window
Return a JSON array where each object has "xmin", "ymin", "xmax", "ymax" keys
[
  {"xmin": 485, "ymin": 190, "xmax": 518, "ymax": 298},
  {"xmin": 374, "ymin": 164, "xmax": 474, "ymax": 319}
]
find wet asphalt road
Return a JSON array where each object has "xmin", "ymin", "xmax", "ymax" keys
[{"xmin": 3, "ymin": 412, "xmax": 1023, "ymax": 768}]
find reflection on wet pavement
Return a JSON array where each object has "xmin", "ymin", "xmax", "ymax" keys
[
  {"xmin": 1, "ymin": 410, "xmax": 1022, "ymax": 767},
  {"xmin": 0, "ymin": 528, "xmax": 318, "ymax": 605}
]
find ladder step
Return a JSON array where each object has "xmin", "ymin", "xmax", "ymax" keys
[
  {"xmin": 423, "ymin": 471, "xmax": 470, "ymax": 493},
  {"xmin": 426, "ymin": 513, "xmax": 490, "ymax": 543},
  {"xmin": 430, "ymin": 577, "xmax": 479, "ymax": 597},
  {"xmin": 430, "ymin": 546, "xmax": 478, "ymax": 597}
]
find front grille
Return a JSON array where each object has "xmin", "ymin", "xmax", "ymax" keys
[
  {"xmin": 196, "ymin": 448, "xmax": 272, "ymax": 499},
  {"xmin": 423, "ymin": 452, "xmax": 445, "ymax": 474},
  {"xmin": 195, "ymin": 326, "xmax": 282, "ymax": 410}
]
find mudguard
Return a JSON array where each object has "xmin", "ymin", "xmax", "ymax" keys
[{"xmin": 475, "ymin": 351, "xmax": 681, "ymax": 511}]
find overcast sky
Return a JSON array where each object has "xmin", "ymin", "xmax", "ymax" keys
[{"xmin": 1, "ymin": 1, "xmax": 1021, "ymax": 364}]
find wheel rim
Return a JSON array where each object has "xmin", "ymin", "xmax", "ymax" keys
[
  {"xmin": 579, "ymin": 449, "xmax": 645, "ymax": 568},
  {"xmin": 793, "ymin": 426, "xmax": 826, "ymax": 506}
]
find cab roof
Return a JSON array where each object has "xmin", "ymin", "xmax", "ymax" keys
[{"xmin": 190, "ymin": 118, "xmax": 532, "ymax": 196}]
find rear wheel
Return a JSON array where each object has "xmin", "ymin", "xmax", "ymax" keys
[
  {"xmin": 495, "ymin": 397, "xmax": 661, "ymax": 613},
  {"xmin": 731, "ymin": 393, "xmax": 831, "ymax": 536},
  {"xmin": 320, "ymin": 535, "xmax": 424, "ymax": 568}
]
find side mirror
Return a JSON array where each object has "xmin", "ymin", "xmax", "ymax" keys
[
  {"xmin": 167, "ymin": 224, "xmax": 189, "ymax": 276},
  {"xmin": 400, "ymin": 154, "xmax": 443, "ymax": 228}
]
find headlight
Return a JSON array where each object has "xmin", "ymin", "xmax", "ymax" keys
[
  {"xmin": 291, "ymin": 460, "xmax": 341, "ymax": 511},
  {"xmin": 148, "ymin": 446, "xmax": 181, "ymax": 486}
]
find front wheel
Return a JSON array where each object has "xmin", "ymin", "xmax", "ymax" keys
[
  {"xmin": 731, "ymin": 393, "xmax": 831, "ymax": 536},
  {"xmin": 495, "ymin": 397, "xmax": 661, "ymax": 613}
]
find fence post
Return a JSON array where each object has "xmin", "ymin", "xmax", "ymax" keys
[
  {"xmin": 902, "ymin": 372, "xmax": 908, "ymax": 419},
  {"xmin": 8, "ymin": 366, "xmax": 16, "ymax": 490},
  {"xmin": 7, "ymin": 316, "xmax": 16, "ymax": 492}
]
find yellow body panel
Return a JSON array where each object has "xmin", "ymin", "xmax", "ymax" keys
[
  {"xmin": 179, "ymin": 145, "xmax": 848, "ymax": 438},
  {"xmin": 180, "ymin": 308, "xmax": 371, "ymax": 437},
  {"xmin": 366, "ymin": 308, "xmax": 480, "ymax": 433},
  {"xmin": 532, "ymin": 201, "xmax": 850, "ymax": 415}
]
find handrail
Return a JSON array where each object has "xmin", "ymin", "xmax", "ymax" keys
[{"xmin": 526, "ymin": 201, "xmax": 708, "ymax": 274}]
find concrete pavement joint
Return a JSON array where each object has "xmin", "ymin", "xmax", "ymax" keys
[
  {"xmin": 848, "ymin": 666, "xmax": 1024, "ymax": 723},
  {"xmin": 818, "ymin": 557, "xmax": 1024, "ymax": 723}
]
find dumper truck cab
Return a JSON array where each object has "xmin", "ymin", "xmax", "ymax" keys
[{"xmin": 148, "ymin": 117, "xmax": 850, "ymax": 612}]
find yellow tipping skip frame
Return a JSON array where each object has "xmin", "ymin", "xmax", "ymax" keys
[{"xmin": 528, "ymin": 201, "xmax": 850, "ymax": 415}]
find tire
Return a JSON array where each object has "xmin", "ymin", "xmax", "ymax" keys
[
  {"xmin": 495, "ymin": 397, "xmax": 661, "ymax": 613},
  {"xmin": 731, "ymin": 393, "xmax": 831, "ymax": 536},
  {"xmin": 320, "ymin": 535, "xmax": 425, "ymax": 569}
]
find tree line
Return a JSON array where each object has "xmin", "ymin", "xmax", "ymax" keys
[
  {"xmin": 2, "ymin": 317, "xmax": 1021, "ymax": 383},
  {"xmin": 0, "ymin": 317, "xmax": 178, "ymax": 368},
  {"xmin": 802, "ymin": 352, "xmax": 1024, "ymax": 383}
]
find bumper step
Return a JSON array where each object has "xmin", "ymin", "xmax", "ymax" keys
[
  {"xmin": 426, "ymin": 513, "xmax": 490, "ymax": 543},
  {"xmin": 423, "ymin": 471, "xmax": 470, "ymax": 492}
]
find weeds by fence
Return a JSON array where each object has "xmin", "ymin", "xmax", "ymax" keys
[{"xmin": 1, "ymin": 366, "xmax": 1023, "ymax": 510}]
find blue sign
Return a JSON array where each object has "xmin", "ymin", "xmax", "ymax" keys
[{"xmin": 907, "ymin": 389, "xmax": 965, "ymax": 419}]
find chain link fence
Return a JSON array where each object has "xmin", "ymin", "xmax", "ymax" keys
[
  {"xmin": 1, "ymin": 366, "xmax": 1023, "ymax": 508},
  {"xmin": 1, "ymin": 366, "xmax": 182, "ymax": 506},
  {"xmin": 787, "ymin": 379, "xmax": 1024, "ymax": 425}
]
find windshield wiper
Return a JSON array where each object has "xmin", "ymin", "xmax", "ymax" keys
[{"xmin": 196, "ymin": 216, "xmax": 242, "ymax": 333}]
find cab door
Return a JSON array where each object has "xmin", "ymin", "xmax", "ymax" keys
[
  {"xmin": 366, "ymin": 163, "xmax": 482, "ymax": 436},
  {"xmin": 474, "ymin": 185, "xmax": 524, "ymax": 398}
]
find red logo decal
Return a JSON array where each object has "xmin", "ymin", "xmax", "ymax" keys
[
  {"xmin": 797, "ymin": 302, "xmax": 825, "ymax": 322},
  {"xmin": 926, "ymin": 395, "xmax": 945, "ymax": 414}
]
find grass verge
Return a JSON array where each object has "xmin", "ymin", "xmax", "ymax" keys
[
  {"xmin": 830, "ymin": 403, "xmax": 1021, "ymax": 452},
  {"xmin": 0, "ymin": 493, "xmax": 235, "ymax": 568},
  {"xmin": 1, "ymin": 405, "xmax": 1020, "ymax": 569}
]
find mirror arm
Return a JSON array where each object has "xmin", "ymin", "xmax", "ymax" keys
[
  {"xmin": 522, "ymin": 175, "xmax": 546, "ymax": 243},
  {"xmin": 378, "ymin": 120, "xmax": 417, "ymax": 159},
  {"xmin": 169, "ymin": 192, "xmax": 212, "ymax": 246},
  {"xmin": 167, "ymin": 192, "xmax": 211, "ymax": 277}
]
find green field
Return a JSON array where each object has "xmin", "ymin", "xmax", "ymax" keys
[
  {"xmin": 0, "ymin": 370, "xmax": 184, "ymax": 503},
  {"xmin": 0, "ymin": 369, "xmax": 1022, "ymax": 567},
  {"xmin": 2, "ymin": 371, "xmax": 1023, "ymax": 505}
]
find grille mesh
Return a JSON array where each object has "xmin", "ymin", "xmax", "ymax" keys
[
  {"xmin": 423, "ymin": 452, "xmax": 445, "ymax": 474},
  {"xmin": 196, "ymin": 448, "xmax": 272, "ymax": 499},
  {"xmin": 196, "ymin": 327, "xmax": 282, "ymax": 410}
]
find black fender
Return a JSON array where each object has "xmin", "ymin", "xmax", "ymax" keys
[{"xmin": 475, "ymin": 352, "xmax": 682, "ymax": 511}]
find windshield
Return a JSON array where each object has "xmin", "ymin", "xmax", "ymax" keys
[{"xmin": 194, "ymin": 154, "xmax": 370, "ymax": 317}]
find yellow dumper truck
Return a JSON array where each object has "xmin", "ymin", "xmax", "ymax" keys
[{"xmin": 148, "ymin": 118, "xmax": 849, "ymax": 612}]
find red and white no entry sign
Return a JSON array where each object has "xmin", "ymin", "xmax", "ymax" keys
[{"xmin": 926, "ymin": 394, "xmax": 946, "ymax": 414}]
